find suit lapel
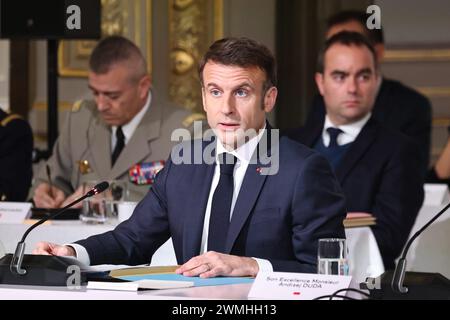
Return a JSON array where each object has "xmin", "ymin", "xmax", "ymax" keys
[
  {"xmin": 110, "ymin": 91, "xmax": 162, "ymax": 179},
  {"xmin": 89, "ymin": 113, "xmax": 111, "ymax": 179},
  {"xmin": 335, "ymin": 118, "xmax": 379, "ymax": 182},
  {"xmin": 183, "ymin": 140, "xmax": 216, "ymax": 261}
]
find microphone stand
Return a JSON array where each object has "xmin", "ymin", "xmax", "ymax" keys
[
  {"xmin": 10, "ymin": 192, "xmax": 93, "ymax": 276},
  {"xmin": 391, "ymin": 201, "xmax": 450, "ymax": 294},
  {"xmin": 362, "ymin": 201, "xmax": 450, "ymax": 299},
  {"xmin": 0, "ymin": 182, "xmax": 109, "ymax": 286}
]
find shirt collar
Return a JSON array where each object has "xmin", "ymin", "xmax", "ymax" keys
[
  {"xmin": 322, "ymin": 112, "xmax": 371, "ymax": 147},
  {"xmin": 216, "ymin": 124, "xmax": 267, "ymax": 165},
  {"xmin": 112, "ymin": 91, "xmax": 151, "ymax": 144}
]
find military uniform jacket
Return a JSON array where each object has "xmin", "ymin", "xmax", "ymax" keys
[{"xmin": 33, "ymin": 91, "xmax": 192, "ymax": 201}]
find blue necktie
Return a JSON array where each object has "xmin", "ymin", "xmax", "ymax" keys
[
  {"xmin": 327, "ymin": 127, "xmax": 343, "ymax": 148},
  {"xmin": 208, "ymin": 153, "xmax": 236, "ymax": 253}
]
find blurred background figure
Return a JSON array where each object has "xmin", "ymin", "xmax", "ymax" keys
[
  {"xmin": 288, "ymin": 32, "xmax": 424, "ymax": 269},
  {"xmin": 304, "ymin": 10, "xmax": 432, "ymax": 176},
  {"xmin": 0, "ymin": 109, "xmax": 33, "ymax": 202}
]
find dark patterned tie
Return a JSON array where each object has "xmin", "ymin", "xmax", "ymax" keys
[
  {"xmin": 207, "ymin": 153, "xmax": 237, "ymax": 253},
  {"xmin": 327, "ymin": 127, "xmax": 343, "ymax": 148},
  {"xmin": 111, "ymin": 126, "xmax": 125, "ymax": 166}
]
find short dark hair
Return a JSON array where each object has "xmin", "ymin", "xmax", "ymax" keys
[
  {"xmin": 327, "ymin": 10, "xmax": 384, "ymax": 45},
  {"xmin": 198, "ymin": 37, "xmax": 277, "ymax": 92},
  {"xmin": 317, "ymin": 31, "xmax": 378, "ymax": 73},
  {"xmin": 89, "ymin": 35, "xmax": 147, "ymax": 81}
]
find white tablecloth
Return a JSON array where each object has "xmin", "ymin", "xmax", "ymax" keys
[{"xmin": 0, "ymin": 219, "xmax": 384, "ymax": 283}]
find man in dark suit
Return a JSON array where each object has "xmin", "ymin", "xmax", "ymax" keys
[
  {"xmin": 305, "ymin": 11, "xmax": 432, "ymax": 175},
  {"xmin": 289, "ymin": 32, "xmax": 424, "ymax": 269},
  {"xmin": 34, "ymin": 37, "xmax": 346, "ymax": 277},
  {"xmin": 0, "ymin": 109, "xmax": 33, "ymax": 202}
]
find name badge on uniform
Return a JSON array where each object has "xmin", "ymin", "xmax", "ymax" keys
[{"xmin": 129, "ymin": 161, "xmax": 165, "ymax": 185}]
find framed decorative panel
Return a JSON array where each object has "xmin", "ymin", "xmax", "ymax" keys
[{"xmin": 58, "ymin": 0, "xmax": 152, "ymax": 77}]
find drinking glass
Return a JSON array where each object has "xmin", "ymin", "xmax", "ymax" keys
[{"xmin": 317, "ymin": 238, "xmax": 349, "ymax": 276}]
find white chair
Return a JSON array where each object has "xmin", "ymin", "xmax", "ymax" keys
[{"xmin": 405, "ymin": 204, "xmax": 450, "ymax": 278}]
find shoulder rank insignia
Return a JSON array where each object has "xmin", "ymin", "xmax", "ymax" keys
[
  {"xmin": 71, "ymin": 100, "xmax": 83, "ymax": 113},
  {"xmin": 182, "ymin": 113, "xmax": 206, "ymax": 128},
  {"xmin": 1, "ymin": 114, "xmax": 22, "ymax": 127},
  {"xmin": 129, "ymin": 161, "xmax": 165, "ymax": 185}
]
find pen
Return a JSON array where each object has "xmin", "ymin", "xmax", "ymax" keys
[{"xmin": 46, "ymin": 164, "xmax": 54, "ymax": 198}]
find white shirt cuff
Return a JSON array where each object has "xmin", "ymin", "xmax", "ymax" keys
[
  {"xmin": 253, "ymin": 258, "xmax": 273, "ymax": 273},
  {"xmin": 66, "ymin": 244, "xmax": 91, "ymax": 266}
]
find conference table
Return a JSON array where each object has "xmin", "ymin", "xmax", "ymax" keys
[{"xmin": 0, "ymin": 218, "xmax": 384, "ymax": 287}]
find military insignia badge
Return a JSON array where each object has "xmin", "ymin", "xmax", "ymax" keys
[
  {"xmin": 78, "ymin": 160, "xmax": 92, "ymax": 175},
  {"xmin": 129, "ymin": 161, "xmax": 165, "ymax": 185}
]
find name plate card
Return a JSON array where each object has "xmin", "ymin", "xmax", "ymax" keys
[
  {"xmin": 248, "ymin": 272, "xmax": 352, "ymax": 300},
  {"xmin": 0, "ymin": 202, "xmax": 32, "ymax": 224}
]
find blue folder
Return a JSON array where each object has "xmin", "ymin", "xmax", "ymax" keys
[{"xmin": 119, "ymin": 273, "xmax": 254, "ymax": 287}]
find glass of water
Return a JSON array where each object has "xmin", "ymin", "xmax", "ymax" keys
[
  {"xmin": 317, "ymin": 238, "xmax": 349, "ymax": 276},
  {"xmin": 79, "ymin": 180, "xmax": 128, "ymax": 223}
]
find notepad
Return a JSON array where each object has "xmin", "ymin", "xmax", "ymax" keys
[
  {"xmin": 87, "ymin": 279, "xmax": 194, "ymax": 291},
  {"xmin": 344, "ymin": 212, "xmax": 376, "ymax": 228}
]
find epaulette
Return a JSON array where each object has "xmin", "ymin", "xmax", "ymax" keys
[
  {"xmin": 182, "ymin": 113, "xmax": 206, "ymax": 128},
  {"xmin": 0, "ymin": 114, "xmax": 22, "ymax": 127},
  {"xmin": 71, "ymin": 100, "xmax": 84, "ymax": 113}
]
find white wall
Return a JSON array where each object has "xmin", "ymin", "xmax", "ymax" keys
[
  {"xmin": 375, "ymin": 0, "xmax": 450, "ymax": 46},
  {"xmin": 224, "ymin": 0, "xmax": 276, "ymax": 52}
]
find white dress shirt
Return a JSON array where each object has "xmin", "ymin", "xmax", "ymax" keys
[{"xmin": 322, "ymin": 112, "xmax": 372, "ymax": 147}]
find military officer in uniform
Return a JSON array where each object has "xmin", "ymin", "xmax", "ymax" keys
[
  {"xmin": 32, "ymin": 36, "xmax": 194, "ymax": 208},
  {"xmin": 0, "ymin": 109, "xmax": 33, "ymax": 202}
]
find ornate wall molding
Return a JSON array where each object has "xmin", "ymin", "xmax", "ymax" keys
[
  {"xmin": 384, "ymin": 49, "xmax": 450, "ymax": 62},
  {"xmin": 168, "ymin": 0, "xmax": 223, "ymax": 113}
]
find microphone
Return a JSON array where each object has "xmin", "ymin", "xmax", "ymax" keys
[
  {"xmin": 361, "ymin": 202, "xmax": 450, "ymax": 299},
  {"xmin": 0, "ymin": 181, "xmax": 109, "ymax": 286}
]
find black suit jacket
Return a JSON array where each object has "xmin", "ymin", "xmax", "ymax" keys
[
  {"xmin": 288, "ymin": 118, "xmax": 425, "ymax": 269},
  {"xmin": 0, "ymin": 109, "xmax": 33, "ymax": 201},
  {"xmin": 305, "ymin": 78, "xmax": 432, "ymax": 175}
]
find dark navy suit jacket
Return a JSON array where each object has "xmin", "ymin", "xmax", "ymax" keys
[
  {"xmin": 76, "ymin": 130, "xmax": 347, "ymax": 273},
  {"xmin": 287, "ymin": 118, "xmax": 425, "ymax": 269},
  {"xmin": 305, "ymin": 78, "xmax": 432, "ymax": 175}
]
